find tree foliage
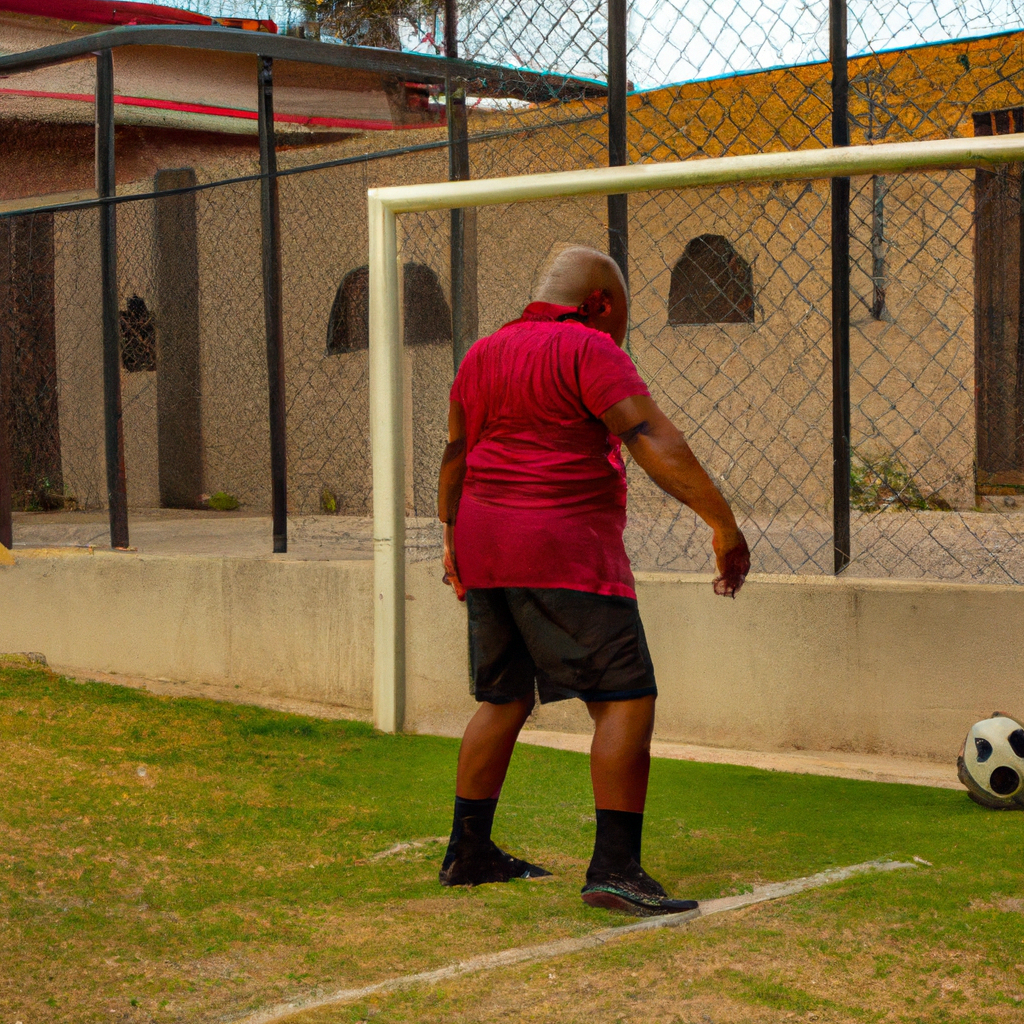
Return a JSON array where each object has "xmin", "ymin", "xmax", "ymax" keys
[{"xmin": 302, "ymin": 0, "xmax": 444, "ymax": 48}]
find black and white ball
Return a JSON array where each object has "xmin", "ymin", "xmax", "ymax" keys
[{"xmin": 957, "ymin": 713, "xmax": 1024, "ymax": 809}]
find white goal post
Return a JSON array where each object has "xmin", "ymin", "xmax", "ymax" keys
[{"xmin": 366, "ymin": 132, "xmax": 1024, "ymax": 733}]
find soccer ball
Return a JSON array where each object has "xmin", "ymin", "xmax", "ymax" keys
[{"xmin": 957, "ymin": 713, "xmax": 1024, "ymax": 809}]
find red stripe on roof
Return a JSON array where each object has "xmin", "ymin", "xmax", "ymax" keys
[
  {"xmin": 0, "ymin": 1, "xmax": 275, "ymax": 30},
  {"xmin": 0, "ymin": 86, "xmax": 437, "ymax": 131},
  {"xmin": 0, "ymin": 0, "xmax": 210, "ymax": 26}
]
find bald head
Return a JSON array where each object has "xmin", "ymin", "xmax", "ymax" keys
[
  {"xmin": 535, "ymin": 246, "xmax": 627, "ymax": 306},
  {"xmin": 534, "ymin": 245, "xmax": 629, "ymax": 345}
]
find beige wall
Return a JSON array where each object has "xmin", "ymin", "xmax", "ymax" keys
[
  {"xmin": 2, "ymin": 550, "xmax": 1021, "ymax": 761},
  {"xmin": 54, "ymin": 189, "xmax": 164, "ymax": 510},
  {"xmin": 50, "ymin": 145, "xmax": 976, "ymax": 525},
  {"xmin": 63, "ymin": 146, "xmax": 457, "ymax": 517}
]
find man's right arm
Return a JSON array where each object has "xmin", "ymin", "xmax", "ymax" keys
[
  {"xmin": 438, "ymin": 400, "xmax": 468, "ymax": 599},
  {"xmin": 601, "ymin": 394, "xmax": 750, "ymax": 596}
]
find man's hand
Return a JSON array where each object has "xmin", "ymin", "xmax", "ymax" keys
[
  {"xmin": 712, "ymin": 529, "xmax": 750, "ymax": 598},
  {"xmin": 443, "ymin": 522, "xmax": 467, "ymax": 601}
]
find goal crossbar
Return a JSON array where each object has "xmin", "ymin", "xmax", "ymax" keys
[{"xmin": 366, "ymin": 132, "xmax": 1024, "ymax": 733}]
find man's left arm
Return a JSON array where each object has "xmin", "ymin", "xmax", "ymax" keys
[
  {"xmin": 602, "ymin": 394, "xmax": 750, "ymax": 597},
  {"xmin": 438, "ymin": 400, "xmax": 467, "ymax": 599}
]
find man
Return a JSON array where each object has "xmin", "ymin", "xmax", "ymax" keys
[{"xmin": 436, "ymin": 245, "xmax": 750, "ymax": 916}]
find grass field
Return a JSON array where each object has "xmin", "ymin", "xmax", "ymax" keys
[{"xmin": 2, "ymin": 657, "xmax": 1023, "ymax": 1024}]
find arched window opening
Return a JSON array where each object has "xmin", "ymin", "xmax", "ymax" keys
[
  {"xmin": 327, "ymin": 266, "xmax": 370, "ymax": 354},
  {"xmin": 668, "ymin": 234, "xmax": 754, "ymax": 325},
  {"xmin": 119, "ymin": 294, "xmax": 156, "ymax": 371},
  {"xmin": 327, "ymin": 262, "xmax": 452, "ymax": 354},
  {"xmin": 403, "ymin": 262, "xmax": 452, "ymax": 346}
]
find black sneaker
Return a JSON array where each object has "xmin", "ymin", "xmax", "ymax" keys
[
  {"xmin": 581, "ymin": 860, "xmax": 698, "ymax": 917},
  {"xmin": 439, "ymin": 839, "xmax": 552, "ymax": 887}
]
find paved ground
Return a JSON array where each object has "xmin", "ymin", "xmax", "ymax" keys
[
  {"xmin": 12, "ymin": 508, "xmax": 1024, "ymax": 582},
  {"xmin": 518, "ymin": 729, "xmax": 959, "ymax": 789},
  {"xmin": 11, "ymin": 511, "xmax": 442, "ymax": 562}
]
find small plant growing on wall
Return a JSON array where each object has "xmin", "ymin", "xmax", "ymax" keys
[
  {"xmin": 23, "ymin": 477, "xmax": 69, "ymax": 512},
  {"xmin": 320, "ymin": 486, "xmax": 338, "ymax": 514},
  {"xmin": 851, "ymin": 453, "xmax": 952, "ymax": 512},
  {"xmin": 206, "ymin": 491, "xmax": 240, "ymax": 511}
]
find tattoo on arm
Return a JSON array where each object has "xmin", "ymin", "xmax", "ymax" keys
[{"xmin": 616, "ymin": 420, "xmax": 651, "ymax": 446}]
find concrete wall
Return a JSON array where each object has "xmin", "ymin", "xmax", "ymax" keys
[
  {"xmin": 0, "ymin": 548, "xmax": 373, "ymax": 712},
  {"xmin": 2, "ymin": 549, "xmax": 1021, "ymax": 761}
]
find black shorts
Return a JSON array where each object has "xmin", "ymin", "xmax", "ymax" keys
[{"xmin": 466, "ymin": 587, "xmax": 658, "ymax": 705}]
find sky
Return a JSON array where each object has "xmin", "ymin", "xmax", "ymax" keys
[{"xmin": 152, "ymin": 0, "xmax": 1024, "ymax": 87}]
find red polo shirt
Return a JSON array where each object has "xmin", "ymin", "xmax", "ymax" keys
[{"xmin": 450, "ymin": 302, "xmax": 649, "ymax": 598}]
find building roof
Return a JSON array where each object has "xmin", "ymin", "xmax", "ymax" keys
[
  {"xmin": 0, "ymin": 0, "xmax": 277, "ymax": 32},
  {"xmin": 0, "ymin": 6, "xmax": 442, "ymax": 136}
]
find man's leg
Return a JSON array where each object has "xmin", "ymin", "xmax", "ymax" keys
[
  {"xmin": 456, "ymin": 696, "xmax": 535, "ymax": 799},
  {"xmin": 588, "ymin": 694, "xmax": 655, "ymax": 812},
  {"xmin": 440, "ymin": 696, "xmax": 551, "ymax": 887},
  {"xmin": 582, "ymin": 695, "xmax": 698, "ymax": 916}
]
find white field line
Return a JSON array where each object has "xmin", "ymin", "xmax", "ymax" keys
[
  {"xmin": 231, "ymin": 859, "xmax": 914, "ymax": 1024},
  {"xmin": 370, "ymin": 836, "xmax": 448, "ymax": 861}
]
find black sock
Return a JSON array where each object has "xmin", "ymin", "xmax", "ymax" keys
[
  {"xmin": 587, "ymin": 808, "xmax": 643, "ymax": 881},
  {"xmin": 442, "ymin": 796, "xmax": 498, "ymax": 869}
]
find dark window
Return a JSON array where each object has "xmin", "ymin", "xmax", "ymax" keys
[
  {"xmin": 119, "ymin": 294, "xmax": 156, "ymax": 372},
  {"xmin": 0, "ymin": 211, "xmax": 63, "ymax": 509},
  {"xmin": 402, "ymin": 262, "xmax": 452, "ymax": 346},
  {"xmin": 973, "ymin": 107, "xmax": 1024, "ymax": 491},
  {"xmin": 327, "ymin": 266, "xmax": 370, "ymax": 353},
  {"xmin": 668, "ymin": 234, "xmax": 754, "ymax": 325},
  {"xmin": 327, "ymin": 262, "xmax": 452, "ymax": 353},
  {"xmin": 973, "ymin": 107, "xmax": 1024, "ymax": 137}
]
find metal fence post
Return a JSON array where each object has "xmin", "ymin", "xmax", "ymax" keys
[
  {"xmin": 258, "ymin": 55, "xmax": 288, "ymax": 554},
  {"xmin": 445, "ymin": 0, "xmax": 478, "ymax": 371},
  {"xmin": 96, "ymin": 49, "xmax": 130, "ymax": 550},
  {"xmin": 0, "ymin": 285, "xmax": 10, "ymax": 550},
  {"xmin": 830, "ymin": 0, "xmax": 851, "ymax": 574},
  {"xmin": 607, "ymin": 0, "xmax": 629, "ymax": 283}
]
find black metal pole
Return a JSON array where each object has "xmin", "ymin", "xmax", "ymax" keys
[
  {"xmin": 96, "ymin": 49, "xmax": 129, "ymax": 549},
  {"xmin": 1016, "ymin": 165, "xmax": 1024, "ymax": 472},
  {"xmin": 258, "ymin": 55, "xmax": 288, "ymax": 553},
  {"xmin": 0, "ymin": 298, "xmax": 11, "ymax": 551},
  {"xmin": 445, "ymin": 0, "xmax": 477, "ymax": 371},
  {"xmin": 830, "ymin": 0, "xmax": 851, "ymax": 574},
  {"xmin": 607, "ymin": 0, "xmax": 628, "ymax": 284}
]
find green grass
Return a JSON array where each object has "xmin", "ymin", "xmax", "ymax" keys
[{"xmin": 2, "ymin": 659, "xmax": 1023, "ymax": 1023}]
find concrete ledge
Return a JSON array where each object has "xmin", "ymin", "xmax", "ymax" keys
[
  {"xmin": 1, "ymin": 550, "xmax": 1021, "ymax": 761},
  {"xmin": 404, "ymin": 566, "xmax": 1024, "ymax": 761},
  {"xmin": 0, "ymin": 548, "xmax": 374, "ymax": 710}
]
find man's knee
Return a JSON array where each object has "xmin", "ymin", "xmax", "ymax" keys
[
  {"xmin": 480, "ymin": 694, "xmax": 535, "ymax": 721},
  {"xmin": 515, "ymin": 693, "xmax": 537, "ymax": 718},
  {"xmin": 587, "ymin": 693, "xmax": 656, "ymax": 723}
]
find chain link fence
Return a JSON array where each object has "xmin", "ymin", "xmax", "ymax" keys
[
  {"xmin": 618, "ymin": 0, "xmax": 1024, "ymax": 582},
  {"xmin": 3, "ymin": 2, "xmax": 1024, "ymax": 582}
]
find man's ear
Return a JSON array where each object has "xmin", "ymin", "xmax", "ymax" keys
[{"xmin": 578, "ymin": 288, "xmax": 612, "ymax": 320}]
